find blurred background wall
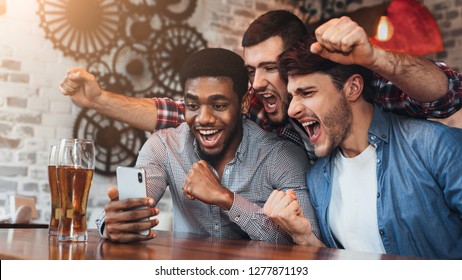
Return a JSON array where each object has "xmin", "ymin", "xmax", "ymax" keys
[{"xmin": 0, "ymin": 0, "xmax": 460, "ymax": 229}]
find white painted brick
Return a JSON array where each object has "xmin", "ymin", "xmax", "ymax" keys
[
  {"xmin": 24, "ymin": 138, "xmax": 47, "ymax": 151},
  {"xmin": 55, "ymin": 127, "xmax": 74, "ymax": 139},
  {"xmin": 27, "ymin": 96, "xmax": 49, "ymax": 112},
  {"xmin": 39, "ymin": 86, "xmax": 65, "ymax": 99},
  {"xmin": 41, "ymin": 112, "xmax": 75, "ymax": 127},
  {"xmin": 34, "ymin": 125, "xmax": 56, "ymax": 140},
  {"xmin": 49, "ymin": 100, "xmax": 71, "ymax": 113}
]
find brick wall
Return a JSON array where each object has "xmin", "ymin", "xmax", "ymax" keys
[
  {"xmin": 0, "ymin": 0, "xmax": 460, "ymax": 228},
  {"xmin": 424, "ymin": 0, "xmax": 462, "ymax": 70},
  {"xmin": 0, "ymin": 0, "xmax": 295, "ymax": 229}
]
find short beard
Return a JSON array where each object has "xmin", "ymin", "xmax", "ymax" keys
[
  {"xmin": 268, "ymin": 93, "xmax": 290, "ymax": 126},
  {"xmin": 197, "ymin": 121, "xmax": 242, "ymax": 165},
  {"xmin": 314, "ymin": 95, "xmax": 351, "ymax": 158}
]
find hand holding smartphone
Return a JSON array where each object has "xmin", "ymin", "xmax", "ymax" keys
[{"xmin": 116, "ymin": 166, "xmax": 150, "ymax": 235}]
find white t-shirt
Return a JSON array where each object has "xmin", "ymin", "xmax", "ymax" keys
[{"xmin": 328, "ymin": 145, "xmax": 385, "ymax": 254}]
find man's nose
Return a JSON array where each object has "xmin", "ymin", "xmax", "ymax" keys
[
  {"xmin": 288, "ymin": 97, "xmax": 304, "ymax": 119},
  {"xmin": 196, "ymin": 107, "xmax": 216, "ymax": 125},
  {"xmin": 252, "ymin": 69, "xmax": 268, "ymax": 91}
]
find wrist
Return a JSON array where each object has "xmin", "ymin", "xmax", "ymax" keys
[
  {"xmin": 217, "ymin": 190, "xmax": 234, "ymax": 211},
  {"xmin": 368, "ymin": 47, "xmax": 397, "ymax": 77},
  {"xmin": 290, "ymin": 221, "xmax": 322, "ymax": 246}
]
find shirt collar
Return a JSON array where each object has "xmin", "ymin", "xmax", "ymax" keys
[
  {"xmin": 368, "ymin": 105, "xmax": 390, "ymax": 145},
  {"xmin": 321, "ymin": 105, "xmax": 390, "ymax": 172}
]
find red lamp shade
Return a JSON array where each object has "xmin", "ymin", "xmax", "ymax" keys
[{"xmin": 370, "ymin": 0, "xmax": 443, "ymax": 56}]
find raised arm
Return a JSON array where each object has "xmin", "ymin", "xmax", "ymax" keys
[
  {"xmin": 311, "ymin": 16, "xmax": 462, "ymax": 118},
  {"xmin": 59, "ymin": 68, "xmax": 186, "ymax": 131}
]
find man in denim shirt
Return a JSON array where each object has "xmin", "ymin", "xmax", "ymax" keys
[{"xmin": 264, "ymin": 36, "xmax": 462, "ymax": 259}]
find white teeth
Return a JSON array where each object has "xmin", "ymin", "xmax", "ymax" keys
[
  {"xmin": 199, "ymin": 130, "xmax": 218, "ymax": 135},
  {"xmin": 263, "ymin": 94, "xmax": 273, "ymax": 98},
  {"xmin": 268, "ymin": 103, "xmax": 276, "ymax": 109},
  {"xmin": 302, "ymin": 121, "xmax": 316, "ymax": 127}
]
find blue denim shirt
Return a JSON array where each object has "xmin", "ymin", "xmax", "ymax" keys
[{"xmin": 307, "ymin": 106, "xmax": 462, "ymax": 259}]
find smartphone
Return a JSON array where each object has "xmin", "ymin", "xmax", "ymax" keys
[{"xmin": 116, "ymin": 166, "xmax": 150, "ymax": 235}]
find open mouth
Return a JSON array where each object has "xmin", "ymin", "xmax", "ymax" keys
[
  {"xmin": 258, "ymin": 93, "xmax": 278, "ymax": 114},
  {"xmin": 197, "ymin": 129, "xmax": 223, "ymax": 148},
  {"xmin": 302, "ymin": 120, "xmax": 321, "ymax": 142}
]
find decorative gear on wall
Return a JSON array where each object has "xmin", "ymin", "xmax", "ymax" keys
[
  {"xmin": 37, "ymin": 0, "xmax": 123, "ymax": 61},
  {"xmin": 149, "ymin": 24, "xmax": 207, "ymax": 98},
  {"xmin": 87, "ymin": 60, "xmax": 112, "ymax": 79},
  {"xmin": 155, "ymin": 0, "xmax": 198, "ymax": 22},
  {"xmin": 112, "ymin": 43, "xmax": 155, "ymax": 96},
  {"xmin": 73, "ymin": 108, "xmax": 147, "ymax": 176},
  {"xmin": 39, "ymin": 0, "xmax": 206, "ymax": 176},
  {"xmin": 120, "ymin": 14, "xmax": 164, "ymax": 46}
]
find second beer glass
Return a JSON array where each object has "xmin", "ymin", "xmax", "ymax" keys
[
  {"xmin": 47, "ymin": 144, "xmax": 60, "ymax": 236},
  {"xmin": 57, "ymin": 138, "xmax": 95, "ymax": 242}
]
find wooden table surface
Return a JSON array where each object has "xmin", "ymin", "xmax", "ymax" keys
[{"xmin": 0, "ymin": 228, "xmax": 415, "ymax": 260}]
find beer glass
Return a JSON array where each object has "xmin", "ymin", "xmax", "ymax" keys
[
  {"xmin": 49, "ymin": 238, "xmax": 87, "ymax": 260},
  {"xmin": 57, "ymin": 138, "xmax": 95, "ymax": 242},
  {"xmin": 47, "ymin": 144, "xmax": 60, "ymax": 236}
]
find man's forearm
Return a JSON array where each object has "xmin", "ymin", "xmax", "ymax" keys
[
  {"xmin": 90, "ymin": 90, "xmax": 158, "ymax": 132},
  {"xmin": 228, "ymin": 194, "xmax": 295, "ymax": 244},
  {"xmin": 369, "ymin": 48, "xmax": 448, "ymax": 102}
]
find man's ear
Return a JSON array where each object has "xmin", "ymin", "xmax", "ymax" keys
[{"xmin": 343, "ymin": 74, "xmax": 364, "ymax": 102}]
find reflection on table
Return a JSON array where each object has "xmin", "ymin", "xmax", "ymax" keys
[{"xmin": 0, "ymin": 229, "xmax": 417, "ymax": 260}]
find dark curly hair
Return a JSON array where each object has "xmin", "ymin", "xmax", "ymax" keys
[
  {"xmin": 180, "ymin": 48, "xmax": 249, "ymax": 102},
  {"xmin": 242, "ymin": 10, "xmax": 308, "ymax": 51},
  {"xmin": 278, "ymin": 36, "xmax": 375, "ymax": 103}
]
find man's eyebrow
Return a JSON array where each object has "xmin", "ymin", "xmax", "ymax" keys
[
  {"xmin": 208, "ymin": 94, "xmax": 230, "ymax": 102},
  {"xmin": 257, "ymin": 61, "xmax": 277, "ymax": 68},
  {"xmin": 184, "ymin": 93, "xmax": 199, "ymax": 100},
  {"xmin": 294, "ymin": 86, "xmax": 316, "ymax": 94},
  {"xmin": 245, "ymin": 61, "xmax": 277, "ymax": 69}
]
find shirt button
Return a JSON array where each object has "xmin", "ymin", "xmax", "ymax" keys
[
  {"xmin": 225, "ymin": 170, "xmax": 230, "ymax": 175},
  {"xmin": 377, "ymin": 192, "xmax": 380, "ymax": 198},
  {"xmin": 214, "ymin": 225, "xmax": 219, "ymax": 230},
  {"xmin": 382, "ymin": 135, "xmax": 386, "ymax": 139},
  {"xmin": 371, "ymin": 135, "xmax": 377, "ymax": 140},
  {"xmin": 234, "ymin": 216, "xmax": 240, "ymax": 222},
  {"xmin": 379, "ymin": 230, "xmax": 385, "ymax": 235},
  {"xmin": 377, "ymin": 159, "xmax": 381, "ymax": 164}
]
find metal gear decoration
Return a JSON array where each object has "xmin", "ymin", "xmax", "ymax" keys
[
  {"xmin": 149, "ymin": 24, "xmax": 207, "ymax": 98},
  {"xmin": 87, "ymin": 60, "xmax": 112, "ymax": 78},
  {"xmin": 155, "ymin": 0, "xmax": 198, "ymax": 22},
  {"xmin": 41, "ymin": 0, "xmax": 208, "ymax": 176},
  {"xmin": 37, "ymin": 0, "xmax": 123, "ymax": 61},
  {"xmin": 122, "ymin": 0, "xmax": 197, "ymax": 21},
  {"xmin": 112, "ymin": 43, "xmax": 155, "ymax": 96},
  {"xmin": 120, "ymin": 14, "xmax": 164, "ymax": 46},
  {"xmin": 73, "ymin": 108, "xmax": 147, "ymax": 176},
  {"xmin": 97, "ymin": 71, "xmax": 135, "ymax": 97},
  {"xmin": 121, "ymin": 0, "xmax": 157, "ymax": 16}
]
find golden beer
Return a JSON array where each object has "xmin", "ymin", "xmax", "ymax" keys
[
  {"xmin": 47, "ymin": 165, "xmax": 60, "ymax": 236},
  {"xmin": 57, "ymin": 166, "xmax": 93, "ymax": 241}
]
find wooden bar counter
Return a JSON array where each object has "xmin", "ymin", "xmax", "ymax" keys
[{"xmin": 0, "ymin": 228, "xmax": 414, "ymax": 260}]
